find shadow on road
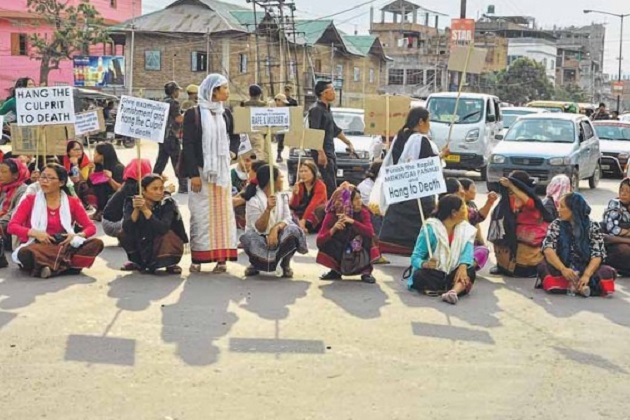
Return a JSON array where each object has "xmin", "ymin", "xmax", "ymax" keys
[
  {"xmin": 319, "ymin": 280, "xmax": 389, "ymax": 319},
  {"xmin": 107, "ymin": 272, "xmax": 184, "ymax": 312},
  {"xmin": 0, "ymin": 268, "xmax": 96, "ymax": 311}
]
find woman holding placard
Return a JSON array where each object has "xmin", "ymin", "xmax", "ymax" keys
[
  {"xmin": 180, "ymin": 73, "xmax": 238, "ymax": 274},
  {"xmin": 85, "ymin": 143, "xmax": 124, "ymax": 222},
  {"xmin": 375, "ymin": 107, "xmax": 447, "ymax": 256},
  {"xmin": 7, "ymin": 164, "xmax": 103, "ymax": 278},
  {"xmin": 289, "ymin": 161, "xmax": 327, "ymax": 233},
  {"xmin": 64, "ymin": 140, "xmax": 93, "ymax": 209}
]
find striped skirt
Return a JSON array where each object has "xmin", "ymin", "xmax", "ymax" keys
[{"xmin": 240, "ymin": 224, "xmax": 308, "ymax": 272}]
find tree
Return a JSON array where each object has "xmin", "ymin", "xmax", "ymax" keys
[
  {"xmin": 554, "ymin": 84, "xmax": 589, "ymax": 103},
  {"xmin": 494, "ymin": 58, "xmax": 554, "ymax": 105},
  {"xmin": 27, "ymin": 0, "xmax": 110, "ymax": 85}
]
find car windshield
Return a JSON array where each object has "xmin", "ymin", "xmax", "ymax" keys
[
  {"xmin": 427, "ymin": 97, "xmax": 484, "ymax": 124},
  {"xmin": 505, "ymin": 119, "xmax": 575, "ymax": 143},
  {"xmin": 503, "ymin": 110, "xmax": 536, "ymax": 128},
  {"xmin": 594, "ymin": 125, "xmax": 630, "ymax": 141},
  {"xmin": 332, "ymin": 111, "xmax": 365, "ymax": 135}
]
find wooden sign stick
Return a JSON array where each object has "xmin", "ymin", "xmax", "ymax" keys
[
  {"xmin": 136, "ymin": 140, "xmax": 142, "ymax": 195},
  {"xmin": 385, "ymin": 94, "xmax": 391, "ymax": 149},
  {"xmin": 417, "ymin": 198, "xmax": 433, "ymax": 259},
  {"xmin": 445, "ymin": 43, "xmax": 475, "ymax": 148},
  {"xmin": 267, "ymin": 125, "xmax": 275, "ymax": 196}
]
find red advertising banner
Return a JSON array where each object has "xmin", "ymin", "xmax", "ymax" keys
[{"xmin": 450, "ymin": 19, "xmax": 475, "ymax": 50}]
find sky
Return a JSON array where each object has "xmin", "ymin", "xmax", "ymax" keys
[{"xmin": 143, "ymin": 0, "xmax": 630, "ymax": 77}]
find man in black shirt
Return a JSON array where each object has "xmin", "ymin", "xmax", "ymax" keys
[
  {"xmin": 154, "ymin": 81, "xmax": 187, "ymax": 193},
  {"xmin": 284, "ymin": 85, "xmax": 299, "ymax": 107},
  {"xmin": 308, "ymin": 80, "xmax": 355, "ymax": 198}
]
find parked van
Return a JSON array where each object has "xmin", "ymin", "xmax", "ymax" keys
[{"xmin": 425, "ymin": 92, "xmax": 503, "ymax": 180}]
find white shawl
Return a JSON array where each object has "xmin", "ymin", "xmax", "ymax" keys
[
  {"xmin": 425, "ymin": 218, "xmax": 476, "ymax": 274},
  {"xmin": 12, "ymin": 191, "xmax": 86, "ymax": 264},
  {"xmin": 245, "ymin": 189, "xmax": 293, "ymax": 235},
  {"xmin": 198, "ymin": 74, "xmax": 231, "ymax": 187}
]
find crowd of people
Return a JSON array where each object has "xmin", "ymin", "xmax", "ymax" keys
[{"xmin": 0, "ymin": 74, "xmax": 624, "ymax": 305}]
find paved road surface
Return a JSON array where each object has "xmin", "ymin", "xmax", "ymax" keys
[{"xmin": 1, "ymin": 142, "xmax": 629, "ymax": 419}]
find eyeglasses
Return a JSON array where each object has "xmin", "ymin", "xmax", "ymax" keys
[
  {"xmin": 39, "ymin": 175, "xmax": 59, "ymax": 182},
  {"xmin": 71, "ymin": 148, "xmax": 83, "ymax": 152}
]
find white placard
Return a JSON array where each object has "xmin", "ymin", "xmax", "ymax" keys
[
  {"xmin": 75, "ymin": 110, "xmax": 101, "ymax": 136},
  {"xmin": 15, "ymin": 86, "xmax": 75, "ymax": 127},
  {"xmin": 382, "ymin": 157, "xmax": 447, "ymax": 205},
  {"xmin": 250, "ymin": 107, "xmax": 290, "ymax": 129},
  {"xmin": 114, "ymin": 95, "xmax": 170, "ymax": 143}
]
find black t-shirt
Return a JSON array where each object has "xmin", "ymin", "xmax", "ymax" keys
[
  {"xmin": 308, "ymin": 101, "xmax": 342, "ymax": 159},
  {"xmin": 165, "ymin": 97, "xmax": 182, "ymax": 138}
]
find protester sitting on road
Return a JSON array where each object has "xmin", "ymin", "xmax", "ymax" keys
[
  {"xmin": 409, "ymin": 194, "xmax": 477, "ymax": 305},
  {"xmin": 357, "ymin": 160, "xmax": 382, "ymax": 206},
  {"xmin": 102, "ymin": 159, "xmax": 152, "ymax": 239},
  {"xmin": 488, "ymin": 171, "xmax": 554, "ymax": 277},
  {"xmin": 289, "ymin": 160, "xmax": 327, "ymax": 233},
  {"xmin": 542, "ymin": 174, "xmax": 572, "ymax": 220},
  {"xmin": 231, "ymin": 151, "xmax": 256, "ymax": 196},
  {"xmin": 538, "ymin": 192, "xmax": 615, "ymax": 297},
  {"xmin": 7, "ymin": 164, "xmax": 104, "ymax": 278},
  {"xmin": 64, "ymin": 140, "xmax": 94, "ymax": 209},
  {"xmin": 240, "ymin": 165, "xmax": 307, "ymax": 278},
  {"xmin": 601, "ymin": 178, "xmax": 630, "ymax": 275},
  {"xmin": 0, "ymin": 78, "xmax": 35, "ymax": 122},
  {"xmin": 0, "ymin": 159, "xmax": 30, "ymax": 267},
  {"xmin": 84, "ymin": 143, "xmax": 124, "ymax": 222},
  {"xmin": 233, "ymin": 160, "xmax": 265, "ymax": 230},
  {"xmin": 316, "ymin": 183, "xmax": 379, "ymax": 284},
  {"xmin": 376, "ymin": 107, "xmax": 447, "ymax": 256},
  {"xmin": 120, "ymin": 174, "xmax": 188, "ymax": 274}
]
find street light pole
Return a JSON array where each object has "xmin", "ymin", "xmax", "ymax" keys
[{"xmin": 584, "ymin": 9, "xmax": 630, "ymax": 113}]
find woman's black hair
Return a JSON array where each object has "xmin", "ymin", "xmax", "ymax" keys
[
  {"xmin": 434, "ymin": 194, "xmax": 464, "ymax": 222},
  {"xmin": 95, "ymin": 143, "xmax": 121, "ymax": 172},
  {"xmin": 1, "ymin": 159, "xmax": 18, "ymax": 175},
  {"xmin": 439, "ymin": 177, "xmax": 462, "ymax": 199},
  {"xmin": 44, "ymin": 163, "xmax": 71, "ymax": 196},
  {"xmin": 459, "ymin": 178, "xmax": 475, "ymax": 191},
  {"xmin": 366, "ymin": 160, "xmax": 382, "ymax": 181},
  {"xmin": 619, "ymin": 178, "xmax": 630, "ymax": 192},
  {"xmin": 141, "ymin": 173, "xmax": 163, "ymax": 190},
  {"xmin": 350, "ymin": 188, "xmax": 360, "ymax": 203},
  {"xmin": 300, "ymin": 160, "xmax": 320, "ymax": 181},
  {"xmin": 509, "ymin": 170, "xmax": 535, "ymax": 188},
  {"xmin": 8, "ymin": 78, "xmax": 33, "ymax": 99},
  {"xmin": 396, "ymin": 107, "xmax": 429, "ymax": 139},
  {"xmin": 251, "ymin": 160, "xmax": 266, "ymax": 173},
  {"xmin": 256, "ymin": 165, "xmax": 280, "ymax": 191}
]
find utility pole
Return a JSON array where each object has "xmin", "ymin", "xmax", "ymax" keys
[
  {"xmin": 460, "ymin": 0, "xmax": 467, "ymax": 18},
  {"xmin": 205, "ymin": 29, "xmax": 210, "ymax": 75}
]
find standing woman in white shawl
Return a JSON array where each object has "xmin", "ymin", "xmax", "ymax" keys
[{"xmin": 180, "ymin": 73, "xmax": 238, "ymax": 273}]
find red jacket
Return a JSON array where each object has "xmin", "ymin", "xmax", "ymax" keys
[
  {"xmin": 8, "ymin": 194, "xmax": 96, "ymax": 243},
  {"xmin": 289, "ymin": 180, "xmax": 327, "ymax": 223}
]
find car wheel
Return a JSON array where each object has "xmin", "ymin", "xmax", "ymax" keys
[
  {"xmin": 571, "ymin": 169, "xmax": 580, "ymax": 191},
  {"xmin": 479, "ymin": 165, "xmax": 488, "ymax": 181},
  {"xmin": 589, "ymin": 163, "xmax": 601, "ymax": 189}
]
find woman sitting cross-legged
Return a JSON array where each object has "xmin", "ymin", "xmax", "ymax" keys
[
  {"xmin": 542, "ymin": 174, "xmax": 572, "ymax": 220},
  {"xmin": 316, "ymin": 183, "xmax": 380, "ymax": 284},
  {"xmin": 601, "ymin": 178, "xmax": 630, "ymax": 275},
  {"xmin": 85, "ymin": 143, "xmax": 125, "ymax": 222},
  {"xmin": 538, "ymin": 192, "xmax": 615, "ymax": 297},
  {"xmin": 409, "ymin": 194, "xmax": 477, "ymax": 305},
  {"xmin": 240, "ymin": 165, "xmax": 308, "ymax": 278},
  {"xmin": 7, "ymin": 163, "xmax": 104, "ymax": 278},
  {"xmin": 0, "ymin": 158, "xmax": 30, "ymax": 267},
  {"xmin": 119, "ymin": 174, "xmax": 189, "ymax": 274},
  {"xmin": 289, "ymin": 160, "xmax": 327, "ymax": 233}
]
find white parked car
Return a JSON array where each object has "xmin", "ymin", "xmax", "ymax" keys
[{"xmin": 593, "ymin": 120, "xmax": 630, "ymax": 178}]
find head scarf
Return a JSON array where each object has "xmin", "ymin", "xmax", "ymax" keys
[
  {"xmin": 198, "ymin": 73, "xmax": 231, "ymax": 187},
  {"xmin": 123, "ymin": 158, "xmax": 152, "ymax": 181},
  {"xmin": 546, "ymin": 174, "xmax": 571, "ymax": 207},
  {"xmin": 325, "ymin": 182, "xmax": 354, "ymax": 216},
  {"xmin": 557, "ymin": 193, "xmax": 592, "ymax": 270},
  {"xmin": 0, "ymin": 158, "xmax": 30, "ymax": 215}
]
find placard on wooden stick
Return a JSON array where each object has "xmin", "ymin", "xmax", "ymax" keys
[
  {"xmin": 448, "ymin": 46, "xmax": 487, "ymax": 74},
  {"xmin": 284, "ymin": 128, "xmax": 325, "ymax": 150},
  {"xmin": 364, "ymin": 95, "xmax": 412, "ymax": 137},
  {"xmin": 10, "ymin": 124, "xmax": 74, "ymax": 155},
  {"xmin": 75, "ymin": 108, "xmax": 105, "ymax": 136},
  {"xmin": 233, "ymin": 106, "xmax": 304, "ymax": 134}
]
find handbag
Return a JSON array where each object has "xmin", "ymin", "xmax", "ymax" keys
[
  {"xmin": 89, "ymin": 171, "xmax": 109, "ymax": 185},
  {"xmin": 339, "ymin": 235, "xmax": 370, "ymax": 275},
  {"xmin": 409, "ymin": 268, "xmax": 450, "ymax": 296}
]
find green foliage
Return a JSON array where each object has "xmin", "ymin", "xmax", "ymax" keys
[
  {"xmin": 479, "ymin": 58, "xmax": 554, "ymax": 104},
  {"xmin": 26, "ymin": 0, "xmax": 110, "ymax": 84},
  {"xmin": 554, "ymin": 84, "xmax": 590, "ymax": 103}
]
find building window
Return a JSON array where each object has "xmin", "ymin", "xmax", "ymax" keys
[
  {"xmin": 406, "ymin": 69, "xmax": 423, "ymax": 85},
  {"xmin": 388, "ymin": 69, "xmax": 404, "ymax": 85},
  {"xmin": 353, "ymin": 67, "xmax": 360, "ymax": 82},
  {"xmin": 315, "ymin": 59, "xmax": 322, "ymax": 73},
  {"xmin": 191, "ymin": 51, "xmax": 207, "ymax": 72},
  {"xmin": 239, "ymin": 54, "xmax": 248, "ymax": 74},
  {"xmin": 11, "ymin": 33, "xmax": 29, "ymax": 56},
  {"xmin": 336, "ymin": 64, "xmax": 343, "ymax": 78},
  {"xmin": 426, "ymin": 69, "xmax": 436, "ymax": 86},
  {"xmin": 110, "ymin": 0, "xmax": 117, "ymax": 8},
  {"xmin": 144, "ymin": 50, "xmax": 161, "ymax": 71},
  {"xmin": 369, "ymin": 68, "xmax": 375, "ymax": 84},
  {"xmin": 288, "ymin": 61, "xmax": 296, "ymax": 80}
]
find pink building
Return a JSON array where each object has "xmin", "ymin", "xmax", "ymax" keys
[{"xmin": 0, "ymin": 0, "xmax": 140, "ymax": 97}]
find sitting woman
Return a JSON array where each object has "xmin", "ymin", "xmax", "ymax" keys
[
  {"xmin": 601, "ymin": 178, "xmax": 630, "ymax": 274},
  {"xmin": 240, "ymin": 165, "xmax": 308, "ymax": 278},
  {"xmin": 289, "ymin": 160, "xmax": 327, "ymax": 233},
  {"xmin": 459, "ymin": 178, "xmax": 498, "ymax": 227},
  {"xmin": 102, "ymin": 159, "xmax": 153, "ymax": 238},
  {"xmin": 542, "ymin": 174, "xmax": 571, "ymax": 220},
  {"xmin": 231, "ymin": 151, "xmax": 256, "ymax": 196},
  {"xmin": 488, "ymin": 171, "xmax": 554, "ymax": 277},
  {"xmin": 63, "ymin": 140, "xmax": 93, "ymax": 209},
  {"xmin": 0, "ymin": 158, "xmax": 30, "ymax": 267},
  {"xmin": 409, "ymin": 194, "xmax": 477, "ymax": 305},
  {"xmin": 538, "ymin": 193, "xmax": 615, "ymax": 297},
  {"xmin": 233, "ymin": 160, "xmax": 265, "ymax": 230},
  {"xmin": 7, "ymin": 164, "xmax": 104, "ymax": 278},
  {"xmin": 120, "ymin": 174, "xmax": 189, "ymax": 274},
  {"xmin": 316, "ymin": 183, "xmax": 379, "ymax": 284},
  {"xmin": 85, "ymin": 143, "xmax": 124, "ymax": 221}
]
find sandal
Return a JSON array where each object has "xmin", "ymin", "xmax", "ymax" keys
[
  {"xmin": 441, "ymin": 290, "xmax": 459, "ymax": 305},
  {"xmin": 212, "ymin": 263, "xmax": 227, "ymax": 274},
  {"xmin": 166, "ymin": 265, "xmax": 182, "ymax": 275},
  {"xmin": 189, "ymin": 264, "xmax": 201, "ymax": 273},
  {"xmin": 121, "ymin": 262, "xmax": 140, "ymax": 271}
]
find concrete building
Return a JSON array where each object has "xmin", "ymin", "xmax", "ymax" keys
[
  {"xmin": 0, "ymin": 0, "xmax": 138, "ymax": 96},
  {"xmin": 369, "ymin": 0, "xmax": 449, "ymax": 98},
  {"xmin": 110, "ymin": 0, "xmax": 388, "ymax": 109}
]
